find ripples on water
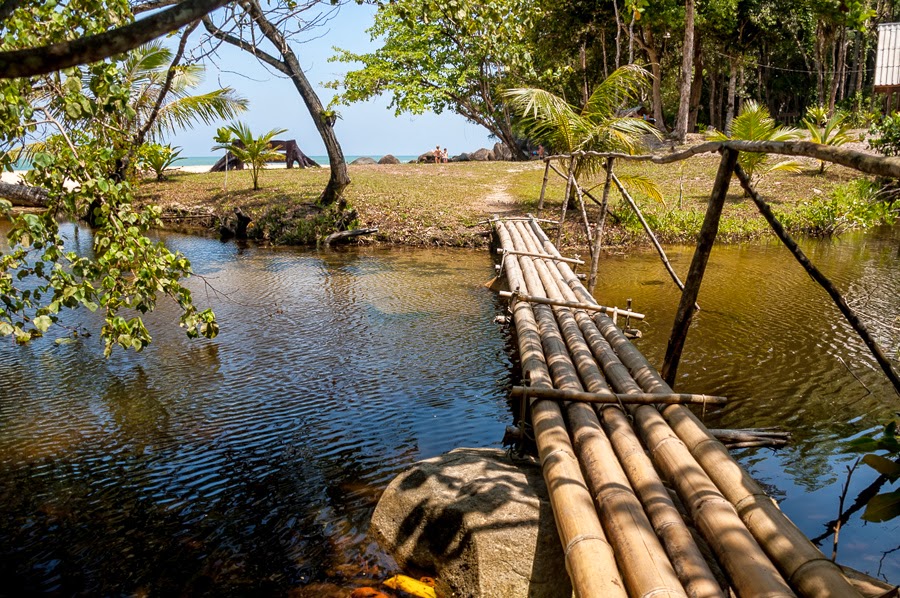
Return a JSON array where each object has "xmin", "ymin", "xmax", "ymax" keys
[
  {"xmin": 1, "ymin": 222, "xmax": 898, "ymax": 592},
  {"xmin": 594, "ymin": 224, "xmax": 900, "ymax": 582},
  {"xmin": 0, "ymin": 225, "xmax": 513, "ymax": 595}
]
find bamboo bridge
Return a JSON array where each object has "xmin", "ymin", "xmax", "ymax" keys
[{"xmin": 490, "ymin": 214, "xmax": 894, "ymax": 598}]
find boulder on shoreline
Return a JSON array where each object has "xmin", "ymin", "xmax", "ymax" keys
[
  {"xmin": 493, "ymin": 142, "xmax": 512, "ymax": 161},
  {"xmin": 378, "ymin": 154, "xmax": 401, "ymax": 165},
  {"xmin": 370, "ymin": 448, "xmax": 570, "ymax": 598},
  {"xmin": 350, "ymin": 156, "xmax": 377, "ymax": 165},
  {"xmin": 469, "ymin": 148, "xmax": 495, "ymax": 161}
]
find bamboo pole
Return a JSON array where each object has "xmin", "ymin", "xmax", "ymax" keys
[
  {"xmin": 496, "ymin": 248, "xmax": 584, "ymax": 265},
  {"xmin": 505, "ymin": 221, "xmax": 688, "ymax": 598},
  {"xmin": 499, "ymin": 291, "xmax": 645, "ymax": 320},
  {"xmin": 662, "ymin": 149, "xmax": 738, "ymax": 386},
  {"xmin": 538, "ymin": 159, "xmax": 551, "ymax": 214},
  {"xmin": 609, "ymin": 171, "xmax": 698, "ymax": 311},
  {"xmin": 510, "ymin": 386, "xmax": 726, "ymax": 405},
  {"xmin": 733, "ymin": 164, "xmax": 900, "ymax": 397},
  {"xmin": 493, "ymin": 220, "xmax": 627, "ymax": 597},
  {"xmin": 557, "ymin": 157, "xmax": 578, "ymax": 247},
  {"xmin": 524, "ymin": 218, "xmax": 798, "ymax": 597},
  {"xmin": 589, "ymin": 312, "xmax": 863, "ymax": 598},
  {"xmin": 588, "ymin": 157, "xmax": 614, "ymax": 293},
  {"xmin": 573, "ymin": 176, "xmax": 593, "ymax": 245}
]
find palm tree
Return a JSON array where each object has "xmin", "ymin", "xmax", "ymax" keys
[
  {"xmin": 503, "ymin": 64, "xmax": 663, "ymax": 202},
  {"xmin": 212, "ymin": 122, "xmax": 287, "ymax": 190},
  {"xmin": 708, "ymin": 100, "xmax": 802, "ymax": 187},
  {"xmin": 121, "ymin": 41, "xmax": 249, "ymax": 144},
  {"xmin": 801, "ymin": 106, "xmax": 852, "ymax": 174}
]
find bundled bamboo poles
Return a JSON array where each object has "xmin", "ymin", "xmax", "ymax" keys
[
  {"xmin": 519, "ymin": 218, "xmax": 796, "ymax": 597},
  {"xmin": 493, "ymin": 219, "xmax": 627, "ymax": 597},
  {"xmin": 502, "ymin": 219, "xmax": 688, "ymax": 598},
  {"xmin": 524, "ymin": 216, "xmax": 864, "ymax": 597}
]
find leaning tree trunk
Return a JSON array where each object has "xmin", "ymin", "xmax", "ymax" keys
[
  {"xmin": 240, "ymin": 0, "xmax": 350, "ymax": 206},
  {"xmin": 673, "ymin": 0, "xmax": 695, "ymax": 142}
]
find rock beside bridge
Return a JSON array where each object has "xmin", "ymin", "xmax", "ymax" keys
[{"xmin": 370, "ymin": 448, "xmax": 571, "ymax": 598}]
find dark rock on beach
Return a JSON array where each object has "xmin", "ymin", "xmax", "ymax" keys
[
  {"xmin": 350, "ymin": 156, "xmax": 377, "ymax": 165},
  {"xmin": 378, "ymin": 154, "xmax": 401, "ymax": 165}
]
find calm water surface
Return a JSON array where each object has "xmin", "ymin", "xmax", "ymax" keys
[{"xmin": 0, "ymin": 222, "xmax": 898, "ymax": 593}]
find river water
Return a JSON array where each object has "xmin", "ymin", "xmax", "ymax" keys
[{"xmin": 0, "ymin": 222, "xmax": 897, "ymax": 594}]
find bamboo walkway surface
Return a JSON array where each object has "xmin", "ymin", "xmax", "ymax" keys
[{"xmin": 491, "ymin": 215, "xmax": 880, "ymax": 598}]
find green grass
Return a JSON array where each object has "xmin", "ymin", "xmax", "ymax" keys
[{"xmin": 136, "ymin": 156, "xmax": 895, "ymax": 248}]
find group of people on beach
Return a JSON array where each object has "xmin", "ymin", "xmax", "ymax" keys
[{"xmin": 433, "ymin": 145, "xmax": 449, "ymax": 163}]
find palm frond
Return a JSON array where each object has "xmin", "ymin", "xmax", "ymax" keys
[
  {"xmin": 762, "ymin": 160, "xmax": 803, "ymax": 176},
  {"xmin": 583, "ymin": 64, "xmax": 653, "ymax": 120},
  {"xmin": 503, "ymin": 87, "xmax": 585, "ymax": 152},
  {"xmin": 616, "ymin": 173, "xmax": 666, "ymax": 206},
  {"xmin": 153, "ymin": 89, "xmax": 249, "ymax": 137}
]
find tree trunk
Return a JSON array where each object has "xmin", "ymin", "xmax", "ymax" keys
[
  {"xmin": 709, "ymin": 67, "xmax": 717, "ymax": 130},
  {"xmin": 688, "ymin": 35, "xmax": 702, "ymax": 132},
  {"xmin": 0, "ymin": 181, "xmax": 49, "ymax": 207},
  {"xmin": 580, "ymin": 39, "xmax": 589, "ymax": 106},
  {"xmin": 241, "ymin": 0, "xmax": 350, "ymax": 206},
  {"xmin": 673, "ymin": 0, "xmax": 695, "ymax": 141},
  {"xmin": 612, "ymin": 0, "xmax": 622, "ymax": 69},
  {"xmin": 828, "ymin": 26, "xmax": 846, "ymax": 112},
  {"xmin": 637, "ymin": 29, "xmax": 667, "ymax": 132},
  {"xmin": 725, "ymin": 58, "xmax": 738, "ymax": 136}
]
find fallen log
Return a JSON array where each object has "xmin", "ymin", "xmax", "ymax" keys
[
  {"xmin": 0, "ymin": 181, "xmax": 49, "ymax": 208},
  {"xmin": 324, "ymin": 227, "xmax": 378, "ymax": 246}
]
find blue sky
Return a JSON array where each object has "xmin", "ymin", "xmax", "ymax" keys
[{"xmin": 167, "ymin": 3, "xmax": 494, "ymax": 157}]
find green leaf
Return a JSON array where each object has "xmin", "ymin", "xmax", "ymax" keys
[
  {"xmin": 862, "ymin": 454, "xmax": 900, "ymax": 481},
  {"xmin": 861, "ymin": 489, "xmax": 900, "ymax": 523},
  {"xmin": 32, "ymin": 315, "xmax": 52, "ymax": 332}
]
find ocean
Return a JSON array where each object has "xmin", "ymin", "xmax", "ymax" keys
[{"xmin": 12, "ymin": 155, "xmax": 421, "ymax": 170}]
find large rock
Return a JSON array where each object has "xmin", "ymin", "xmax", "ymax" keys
[
  {"xmin": 469, "ymin": 147, "xmax": 495, "ymax": 161},
  {"xmin": 378, "ymin": 154, "xmax": 401, "ymax": 165},
  {"xmin": 350, "ymin": 156, "xmax": 377, "ymax": 165},
  {"xmin": 493, "ymin": 142, "xmax": 513, "ymax": 161},
  {"xmin": 371, "ymin": 448, "xmax": 571, "ymax": 598},
  {"xmin": 451, "ymin": 153, "xmax": 470, "ymax": 162}
]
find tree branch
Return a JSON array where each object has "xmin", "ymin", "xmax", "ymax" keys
[
  {"xmin": 201, "ymin": 14, "xmax": 291, "ymax": 75},
  {"xmin": 134, "ymin": 20, "xmax": 199, "ymax": 146},
  {"xmin": 0, "ymin": 0, "xmax": 231, "ymax": 79}
]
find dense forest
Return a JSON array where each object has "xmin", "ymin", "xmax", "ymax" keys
[{"xmin": 330, "ymin": 0, "xmax": 900, "ymax": 151}]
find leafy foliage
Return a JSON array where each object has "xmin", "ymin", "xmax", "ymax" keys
[
  {"xmin": 504, "ymin": 64, "xmax": 662, "ymax": 202},
  {"xmin": 328, "ymin": 0, "xmax": 538, "ymax": 158},
  {"xmin": 801, "ymin": 106, "xmax": 851, "ymax": 173},
  {"xmin": 0, "ymin": 2, "xmax": 218, "ymax": 354},
  {"xmin": 708, "ymin": 100, "xmax": 802, "ymax": 187},
  {"xmin": 138, "ymin": 143, "xmax": 183, "ymax": 181},
  {"xmin": 212, "ymin": 122, "xmax": 287, "ymax": 191},
  {"xmin": 869, "ymin": 113, "xmax": 900, "ymax": 158},
  {"xmin": 847, "ymin": 419, "xmax": 900, "ymax": 523}
]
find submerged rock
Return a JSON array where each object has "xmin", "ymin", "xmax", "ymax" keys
[{"xmin": 370, "ymin": 448, "xmax": 571, "ymax": 598}]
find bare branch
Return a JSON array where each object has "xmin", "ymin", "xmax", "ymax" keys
[
  {"xmin": 0, "ymin": 0, "xmax": 232, "ymax": 79},
  {"xmin": 134, "ymin": 20, "xmax": 200, "ymax": 146},
  {"xmin": 201, "ymin": 14, "xmax": 290, "ymax": 75},
  {"xmin": 131, "ymin": 0, "xmax": 181, "ymax": 14}
]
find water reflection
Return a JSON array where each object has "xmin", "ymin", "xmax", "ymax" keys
[
  {"xmin": 594, "ymin": 224, "xmax": 900, "ymax": 581},
  {"xmin": 0, "ymin": 224, "xmax": 513, "ymax": 595}
]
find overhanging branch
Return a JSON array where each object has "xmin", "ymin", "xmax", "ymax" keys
[
  {"xmin": 0, "ymin": 0, "xmax": 232, "ymax": 79},
  {"xmin": 201, "ymin": 14, "xmax": 290, "ymax": 75}
]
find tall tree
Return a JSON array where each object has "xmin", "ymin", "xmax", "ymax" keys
[
  {"xmin": 329, "ymin": 0, "xmax": 537, "ymax": 160},
  {"xmin": 673, "ymin": 0, "xmax": 695, "ymax": 140}
]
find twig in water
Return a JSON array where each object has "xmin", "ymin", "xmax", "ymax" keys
[
  {"xmin": 837, "ymin": 355, "xmax": 872, "ymax": 398},
  {"xmin": 833, "ymin": 457, "xmax": 861, "ymax": 562}
]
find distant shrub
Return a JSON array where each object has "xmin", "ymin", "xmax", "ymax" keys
[
  {"xmin": 868, "ymin": 113, "xmax": 900, "ymax": 156},
  {"xmin": 784, "ymin": 179, "xmax": 894, "ymax": 236}
]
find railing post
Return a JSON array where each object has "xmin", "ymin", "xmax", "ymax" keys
[
  {"xmin": 662, "ymin": 148, "xmax": 738, "ymax": 386},
  {"xmin": 588, "ymin": 157, "xmax": 614, "ymax": 293},
  {"xmin": 537, "ymin": 158, "xmax": 551, "ymax": 214}
]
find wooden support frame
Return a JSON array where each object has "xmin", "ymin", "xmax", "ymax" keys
[
  {"xmin": 496, "ymin": 248, "xmax": 584, "ymax": 265},
  {"xmin": 499, "ymin": 290, "xmax": 645, "ymax": 320},
  {"xmin": 662, "ymin": 148, "xmax": 738, "ymax": 386},
  {"xmin": 510, "ymin": 385, "xmax": 726, "ymax": 405}
]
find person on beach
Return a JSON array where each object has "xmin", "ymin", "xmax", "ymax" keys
[
  {"xmin": 442, "ymin": 148, "xmax": 449, "ymax": 163},
  {"xmin": 433, "ymin": 145, "xmax": 441, "ymax": 163}
]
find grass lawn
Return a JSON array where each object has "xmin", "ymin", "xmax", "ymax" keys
[{"xmin": 136, "ymin": 152, "xmax": 888, "ymax": 249}]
